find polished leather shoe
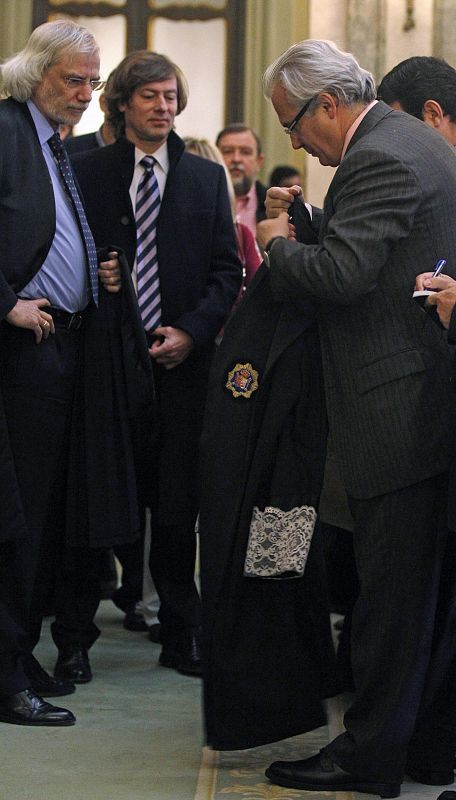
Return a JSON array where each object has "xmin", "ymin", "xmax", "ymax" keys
[
  {"xmin": 406, "ymin": 765, "xmax": 455, "ymax": 785},
  {"xmin": 265, "ymin": 751, "xmax": 400, "ymax": 798},
  {"xmin": 25, "ymin": 658, "xmax": 75, "ymax": 697},
  {"xmin": 159, "ymin": 634, "xmax": 202, "ymax": 677},
  {"xmin": 0, "ymin": 689, "xmax": 75, "ymax": 726},
  {"xmin": 148, "ymin": 623, "xmax": 161, "ymax": 644},
  {"xmin": 123, "ymin": 608, "xmax": 149, "ymax": 632},
  {"xmin": 55, "ymin": 646, "xmax": 92, "ymax": 684},
  {"xmin": 437, "ymin": 793, "xmax": 456, "ymax": 799}
]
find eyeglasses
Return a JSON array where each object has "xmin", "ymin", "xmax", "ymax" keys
[
  {"xmin": 284, "ymin": 94, "xmax": 316, "ymax": 136},
  {"xmin": 63, "ymin": 76, "xmax": 106, "ymax": 91}
]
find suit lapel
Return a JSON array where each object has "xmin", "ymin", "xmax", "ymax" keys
[{"xmin": 114, "ymin": 138, "xmax": 136, "ymax": 214}]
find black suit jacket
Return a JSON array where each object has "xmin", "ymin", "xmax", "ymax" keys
[
  {"xmin": 0, "ymin": 99, "xmax": 53, "ymax": 541},
  {"xmin": 0, "ymin": 98, "xmax": 152, "ymax": 546},
  {"xmin": 72, "ymin": 132, "xmax": 242, "ymax": 523},
  {"xmin": 0, "ymin": 98, "xmax": 55, "ymax": 319},
  {"xmin": 72, "ymin": 132, "xmax": 241, "ymax": 348}
]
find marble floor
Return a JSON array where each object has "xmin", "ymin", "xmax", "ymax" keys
[{"xmin": 1, "ymin": 603, "xmax": 454, "ymax": 800}]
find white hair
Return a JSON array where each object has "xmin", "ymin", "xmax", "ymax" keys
[
  {"xmin": 263, "ymin": 39, "xmax": 376, "ymax": 114},
  {"xmin": 1, "ymin": 19, "xmax": 99, "ymax": 101}
]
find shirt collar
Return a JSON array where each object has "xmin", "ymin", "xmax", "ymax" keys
[
  {"xmin": 27, "ymin": 100, "xmax": 55, "ymax": 146},
  {"xmin": 134, "ymin": 140, "xmax": 169, "ymax": 174},
  {"xmin": 95, "ymin": 127, "xmax": 106, "ymax": 148},
  {"xmin": 340, "ymin": 99, "xmax": 378, "ymax": 161}
]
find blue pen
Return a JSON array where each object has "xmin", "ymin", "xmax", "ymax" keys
[{"xmin": 432, "ymin": 258, "xmax": 446, "ymax": 278}]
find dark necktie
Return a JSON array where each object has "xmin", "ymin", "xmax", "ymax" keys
[
  {"xmin": 135, "ymin": 155, "xmax": 161, "ymax": 331},
  {"xmin": 48, "ymin": 132, "xmax": 99, "ymax": 306}
]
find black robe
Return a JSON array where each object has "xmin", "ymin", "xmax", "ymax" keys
[
  {"xmin": 199, "ymin": 265, "xmax": 337, "ymax": 750},
  {"xmin": 66, "ymin": 249, "xmax": 156, "ymax": 548}
]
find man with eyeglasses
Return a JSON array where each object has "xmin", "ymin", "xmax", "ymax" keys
[
  {"xmin": 256, "ymin": 39, "xmax": 456, "ymax": 798},
  {"xmin": 0, "ymin": 20, "xmax": 151, "ymax": 727}
]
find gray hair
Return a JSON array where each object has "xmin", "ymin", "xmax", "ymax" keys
[
  {"xmin": 263, "ymin": 39, "xmax": 376, "ymax": 114},
  {"xmin": 0, "ymin": 19, "xmax": 99, "ymax": 101}
]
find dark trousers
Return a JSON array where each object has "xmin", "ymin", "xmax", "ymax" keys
[
  {"xmin": 112, "ymin": 528, "xmax": 146, "ymax": 612},
  {"xmin": 0, "ymin": 323, "xmax": 100, "ymax": 694},
  {"xmin": 326, "ymin": 474, "xmax": 456, "ymax": 781},
  {"xmin": 148, "ymin": 513, "xmax": 201, "ymax": 647},
  {"xmin": 131, "ymin": 357, "xmax": 202, "ymax": 648},
  {"xmin": 111, "ymin": 507, "xmax": 202, "ymax": 643}
]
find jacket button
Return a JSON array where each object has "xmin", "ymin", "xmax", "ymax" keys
[{"xmin": 120, "ymin": 215, "xmax": 130, "ymax": 226}]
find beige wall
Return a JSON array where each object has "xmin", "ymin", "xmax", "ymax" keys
[
  {"xmin": 0, "ymin": 0, "xmax": 32, "ymax": 59},
  {"xmin": 244, "ymin": 0, "xmax": 310, "ymax": 187}
]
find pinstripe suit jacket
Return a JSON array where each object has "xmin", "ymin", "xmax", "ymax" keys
[{"xmin": 269, "ymin": 101, "xmax": 456, "ymax": 499}]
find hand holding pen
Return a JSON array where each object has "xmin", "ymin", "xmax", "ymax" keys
[
  {"xmin": 426, "ymin": 258, "xmax": 456, "ymax": 292},
  {"xmin": 415, "ymin": 259, "xmax": 454, "ymax": 292},
  {"xmin": 432, "ymin": 258, "xmax": 446, "ymax": 279}
]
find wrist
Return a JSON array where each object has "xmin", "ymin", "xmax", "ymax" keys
[
  {"xmin": 265, "ymin": 235, "xmax": 286, "ymax": 253},
  {"xmin": 263, "ymin": 235, "xmax": 286, "ymax": 268}
]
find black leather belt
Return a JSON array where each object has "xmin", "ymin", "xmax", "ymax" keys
[{"xmin": 47, "ymin": 307, "xmax": 84, "ymax": 331}]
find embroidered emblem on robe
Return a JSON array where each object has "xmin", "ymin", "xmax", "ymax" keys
[{"xmin": 226, "ymin": 363, "xmax": 259, "ymax": 398}]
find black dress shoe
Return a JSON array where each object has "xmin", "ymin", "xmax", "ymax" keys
[
  {"xmin": 0, "ymin": 689, "xmax": 75, "ymax": 726},
  {"xmin": 437, "ymin": 793, "xmax": 456, "ymax": 799},
  {"xmin": 265, "ymin": 751, "xmax": 400, "ymax": 798},
  {"xmin": 406, "ymin": 765, "xmax": 455, "ymax": 785},
  {"xmin": 55, "ymin": 646, "xmax": 92, "ymax": 684},
  {"xmin": 25, "ymin": 658, "xmax": 75, "ymax": 697},
  {"xmin": 123, "ymin": 608, "xmax": 149, "ymax": 632},
  {"xmin": 159, "ymin": 634, "xmax": 202, "ymax": 677},
  {"xmin": 148, "ymin": 623, "xmax": 161, "ymax": 644}
]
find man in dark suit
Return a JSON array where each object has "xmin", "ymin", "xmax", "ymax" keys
[
  {"xmin": 378, "ymin": 56, "xmax": 456, "ymax": 546},
  {"xmin": 66, "ymin": 74, "xmax": 155, "ymax": 630},
  {"xmin": 0, "ymin": 19, "xmax": 140, "ymax": 725},
  {"xmin": 256, "ymin": 39, "xmax": 456, "ymax": 798},
  {"xmin": 72, "ymin": 50, "xmax": 242, "ymax": 676},
  {"xmin": 216, "ymin": 123, "xmax": 267, "ymax": 236}
]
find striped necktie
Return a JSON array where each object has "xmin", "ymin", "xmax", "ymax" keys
[
  {"xmin": 135, "ymin": 155, "xmax": 161, "ymax": 331},
  {"xmin": 48, "ymin": 132, "xmax": 99, "ymax": 306}
]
